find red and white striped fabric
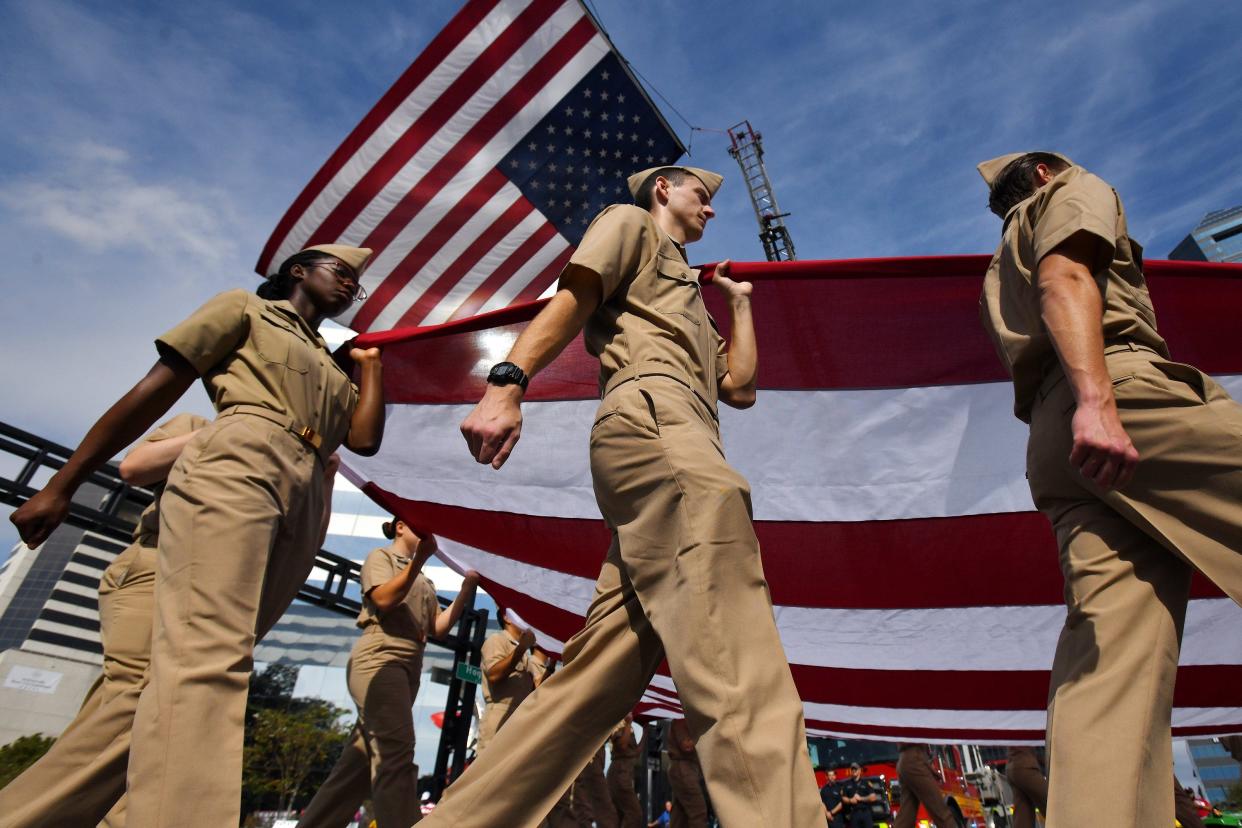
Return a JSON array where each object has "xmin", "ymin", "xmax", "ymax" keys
[
  {"xmin": 340, "ymin": 255, "xmax": 1242, "ymax": 743},
  {"xmin": 256, "ymin": 0, "xmax": 684, "ymax": 333}
]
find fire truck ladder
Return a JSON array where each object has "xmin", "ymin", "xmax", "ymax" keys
[{"xmin": 727, "ymin": 120, "xmax": 796, "ymax": 262}]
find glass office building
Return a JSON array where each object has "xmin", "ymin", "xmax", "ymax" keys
[{"xmin": 1168, "ymin": 205, "xmax": 1242, "ymax": 263}]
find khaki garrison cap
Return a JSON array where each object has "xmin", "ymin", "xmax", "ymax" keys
[
  {"xmin": 976, "ymin": 152, "xmax": 1074, "ymax": 187},
  {"xmin": 303, "ymin": 243, "xmax": 373, "ymax": 275},
  {"xmin": 626, "ymin": 165, "xmax": 724, "ymax": 201}
]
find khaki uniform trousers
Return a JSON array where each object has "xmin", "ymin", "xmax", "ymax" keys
[
  {"xmin": 572, "ymin": 748, "xmax": 616, "ymax": 828},
  {"xmin": 892, "ymin": 748, "xmax": 955, "ymax": 828},
  {"xmin": 298, "ymin": 633, "xmax": 424, "ymax": 828},
  {"xmin": 668, "ymin": 756, "xmax": 708, "ymax": 828},
  {"xmin": 1005, "ymin": 751, "xmax": 1047, "ymax": 828},
  {"xmin": 423, "ymin": 378, "xmax": 821, "ymax": 828},
  {"xmin": 0, "ymin": 541, "xmax": 157, "ymax": 828},
  {"xmin": 126, "ymin": 415, "xmax": 325, "ymax": 828},
  {"xmin": 1028, "ymin": 349, "xmax": 1242, "ymax": 828},
  {"xmin": 606, "ymin": 751, "xmax": 643, "ymax": 828}
]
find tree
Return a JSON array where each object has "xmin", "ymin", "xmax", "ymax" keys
[
  {"xmin": 244, "ymin": 700, "xmax": 350, "ymax": 816},
  {"xmin": 0, "ymin": 733, "xmax": 56, "ymax": 789}
]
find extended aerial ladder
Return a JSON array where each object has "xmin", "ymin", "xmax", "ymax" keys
[{"xmin": 727, "ymin": 120, "xmax": 796, "ymax": 262}]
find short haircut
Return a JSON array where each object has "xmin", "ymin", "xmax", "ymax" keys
[
  {"xmin": 987, "ymin": 152, "xmax": 1072, "ymax": 218},
  {"xmin": 634, "ymin": 167, "xmax": 690, "ymax": 210}
]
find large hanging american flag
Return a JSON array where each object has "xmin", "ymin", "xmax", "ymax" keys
[
  {"xmin": 257, "ymin": 0, "xmax": 684, "ymax": 333},
  {"xmin": 338, "ymin": 256, "xmax": 1242, "ymax": 743}
]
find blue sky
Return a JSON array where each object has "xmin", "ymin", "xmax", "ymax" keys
[{"xmin": 2, "ymin": 0, "xmax": 1241, "ymax": 550}]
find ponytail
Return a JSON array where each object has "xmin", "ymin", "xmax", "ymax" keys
[{"xmin": 257, "ymin": 250, "xmax": 324, "ymax": 300}]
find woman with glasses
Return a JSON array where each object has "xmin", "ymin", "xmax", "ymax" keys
[{"xmin": 10, "ymin": 243, "xmax": 386, "ymax": 828}]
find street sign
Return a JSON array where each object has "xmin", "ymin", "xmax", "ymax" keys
[{"xmin": 455, "ymin": 662, "xmax": 482, "ymax": 685}]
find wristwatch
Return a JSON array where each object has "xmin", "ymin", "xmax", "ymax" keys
[{"xmin": 487, "ymin": 361, "xmax": 529, "ymax": 391}]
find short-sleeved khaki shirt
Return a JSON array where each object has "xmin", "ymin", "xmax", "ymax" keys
[
  {"xmin": 156, "ymin": 289, "xmax": 359, "ymax": 453},
  {"xmin": 131, "ymin": 412, "xmax": 211, "ymax": 544},
  {"xmin": 610, "ymin": 720, "xmax": 640, "ymax": 760},
  {"xmin": 355, "ymin": 546, "xmax": 439, "ymax": 646},
  {"xmin": 562, "ymin": 205, "xmax": 729, "ymax": 410},
  {"xmin": 980, "ymin": 166, "xmax": 1168, "ymax": 422}
]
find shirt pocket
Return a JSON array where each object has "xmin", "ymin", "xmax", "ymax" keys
[
  {"xmin": 253, "ymin": 310, "xmax": 312, "ymax": 373},
  {"xmin": 654, "ymin": 256, "xmax": 702, "ymax": 325}
]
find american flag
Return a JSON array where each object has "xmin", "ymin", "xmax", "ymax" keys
[
  {"xmin": 256, "ymin": 0, "xmax": 684, "ymax": 333},
  {"xmin": 342, "ymin": 256, "xmax": 1242, "ymax": 742}
]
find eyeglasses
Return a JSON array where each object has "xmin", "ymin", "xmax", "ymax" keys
[{"xmin": 311, "ymin": 261, "xmax": 368, "ymax": 302}]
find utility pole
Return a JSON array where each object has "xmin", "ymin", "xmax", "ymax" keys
[{"xmin": 727, "ymin": 120, "xmax": 796, "ymax": 261}]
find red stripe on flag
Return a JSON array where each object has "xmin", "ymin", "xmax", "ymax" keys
[
  {"xmin": 512, "ymin": 244, "xmax": 573, "ymax": 303},
  {"xmin": 350, "ymin": 169, "xmax": 511, "ymax": 330},
  {"xmin": 358, "ymin": 259, "xmax": 1242, "ymax": 399},
  {"xmin": 395, "ymin": 195, "xmax": 538, "ymax": 327},
  {"xmin": 366, "ymin": 489, "xmax": 1227, "ymax": 609},
  {"xmin": 357, "ymin": 14, "xmax": 599, "ymax": 259},
  {"xmin": 448, "ymin": 222, "xmax": 562, "ymax": 321},
  {"xmin": 255, "ymin": 0, "xmax": 503, "ymax": 274}
]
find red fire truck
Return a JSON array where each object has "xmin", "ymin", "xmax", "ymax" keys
[{"xmin": 810, "ymin": 738, "xmax": 1014, "ymax": 828}]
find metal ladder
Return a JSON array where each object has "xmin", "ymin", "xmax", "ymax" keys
[{"xmin": 727, "ymin": 120, "xmax": 797, "ymax": 262}]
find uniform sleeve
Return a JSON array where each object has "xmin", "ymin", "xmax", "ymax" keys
[
  {"xmin": 711, "ymin": 320, "xmax": 729, "ymax": 385},
  {"xmin": 560, "ymin": 205, "xmax": 658, "ymax": 301},
  {"xmin": 156, "ymin": 289, "xmax": 250, "ymax": 375},
  {"xmin": 1033, "ymin": 173, "xmax": 1119, "ymax": 267},
  {"xmin": 360, "ymin": 548, "xmax": 390, "ymax": 596},
  {"xmin": 482, "ymin": 634, "xmax": 510, "ymax": 672},
  {"xmin": 143, "ymin": 412, "xmax": 210, "ymax": 444}
]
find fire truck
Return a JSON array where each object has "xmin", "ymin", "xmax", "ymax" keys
[{"xmin": 809, "ymin": 738, "xmax": 1015, "ymax": 828}]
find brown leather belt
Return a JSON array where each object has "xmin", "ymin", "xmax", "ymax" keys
[{"xmin": 216, "ymin": 404, "xmax": 328, "ymax": 461}]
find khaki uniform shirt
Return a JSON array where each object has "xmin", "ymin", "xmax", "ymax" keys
[
  {"xmin": 156, "ymin": 289, "xmax": 359, "ymax": 452},
  {"xmin": 610, "ymin": 721, "xmax": 640, "ymax": 760},
  {"xmin": 131, "ymin": 413, "xmax": 211, "ymax": 545},
  {"xmin": 476, "ymin": 631, "xmax": 545, "ymax": 750},
  {"xmin": 564, "ymin": 205, "xmax": 728, "ymax": 410},
  {"xmin": 355, "ymin": 546, "xmax": 439, "ymax": 648},
  {"xmin": 980, "ymin": 166, "xmax": 1168, "ymax": 422}
]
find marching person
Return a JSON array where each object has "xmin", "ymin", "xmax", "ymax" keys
[
  {"xmin": 665, "ymin": 718, "xmax": 708, "ymax": 828},
  {"xmin": 839, "ymin": 762, "xmax": 880, "ymax": 828},
  {"xmin": 433, "ymin": 165, "xmax": 822, "ymax": 826},
  {"xmin": 607, "ymin": 715, "xmax": 645, "ymax": 828},
  {"xmin": 570, "ymin": 746, "xmax": 617, "ymax": 828},
  {"xmin": 10, "ymin": 243, "xmax": 385, "ymax": 828},
  {"xmin": 977, "ymin": 151, "xmax": 1242, "ymax": 827},
  {"xmin": 476, "ymin": 608, "xmax": 548, "ymax": 754},
  {"xmin": 297, "ymin": 519, "xmax": 479, "ymax": 828},
  {"xmin": 1005, "ymin": 746, "xmax": 1047, "ymax": 828},
  {"xmin": 892, "ymin": 744, "xmax": 956, "ymax": 828}
]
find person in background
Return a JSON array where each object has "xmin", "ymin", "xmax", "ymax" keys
[
  {"xmin": 298, "ymin": 518, "xmax": 479, "ymax": 827},
  {"xmin": 10, "ymin": 243, "xmax": 385, "ymax": 827},
  {"xmin": 1005, "ymin": 746, "xmax": 1047, "ymax": 828},
  {"xmin": 608, "ymin": 714, "xmax": 645, "ymax": 828},
  {"xmin": 476, "ymin": 608, "xmax": 547, "ymax": 754},
  {"xmin": 892, "ymin": 745, "xmax": 955, "ymax": 828},
  {"xmin": 839, "ymin": 762, "xmax": 880, "ymax": 828},
  {"xmin": 666, "ymin": 718, "xmax": 708, "ymax": 828}
]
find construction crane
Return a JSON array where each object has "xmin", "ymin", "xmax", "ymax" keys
[{"xmin": 727, "ymin": 120, "xmax": 796, "ymax": 261}]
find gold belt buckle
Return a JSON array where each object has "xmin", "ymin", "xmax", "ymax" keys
[{"xmin": 298, "ymin": 425, "xmax": 319, "ymax": 447}]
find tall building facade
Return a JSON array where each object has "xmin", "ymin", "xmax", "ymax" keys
[{"xmin": 1168, "ymin": 204, "xmax": 1242, "ymax": 262}]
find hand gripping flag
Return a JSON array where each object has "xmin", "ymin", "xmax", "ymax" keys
[
  {"xmin": 340, "ymin": 256, "xmax": 1242, "ymax": 742},
  {"xmin": 257, "ymin": 0, "xmax": 685, "ymax": 333}
]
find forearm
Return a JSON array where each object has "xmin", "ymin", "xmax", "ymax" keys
[
  {"xmin": 724, "ymin": 295, "xmax": 757, "ymax": 388},
  {"xmin": 1038, "ymin": 262, "xmax": 1111, "ymax": 409},
  {"xmin": 52, "ymin": 359, "xmax": 196, "ymax": 494},
  {"xmin": 118, "ymin": 430, "xmax": 199, "ymax": 486},
  {"xmin": 345, "ymin": 360, "xmax": 384, "ymax": 455},
  {"xmin": 368, "ymin": 561, "xmax": 419, "ymax": 613},
  {"xmin": 433, "ymin": 578, "xmax": 477, "ymax": 638},
  {"xmin": 484, "ymin": 645, "xmax": 527, "ymax": 683},
  {"xmin": 505, "ymin": 283, "xmax": 597, "ymax": 378}
]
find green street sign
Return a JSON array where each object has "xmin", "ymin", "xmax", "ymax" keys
[{"xmin": 456, "ymin": 662, "xmax": 482, "ymax": 685}]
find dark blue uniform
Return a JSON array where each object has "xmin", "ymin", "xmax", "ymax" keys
[
  {"xmin": 820, "ymin": 783, "xmax": 844, "ymax": 827},
  {"xmin": 841, "ymin": 778, "xmax": 881, "ymax": 828}
]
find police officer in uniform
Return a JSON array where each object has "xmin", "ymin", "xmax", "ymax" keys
[
  {"xmin": 977, "ymin": 151, "xmax": 1242, "ymax": 828},
  {"xmin": 892, "ymin": 744, "xmax": 956, "ymax": 828},
  {"xmin": 1005, "ymin": 746, "xmax": 1047, "ymax": 828},
  {"xmin": 298, "ymin": 520, "xmax": 479, "ymax": 828},
  {"xmin": 476, "ymin": 608, "xmax": 546, "ymax": 754},
  {"xmin": 839, "ymin": 762, "xmax": 880, "ymax": 828},
  {"xmin": 11, "ymin": 244, "xmax": 386, "ymax": 828},
  {"xmin": 0, "ymin": 413, "xmax": 207, "ymax": 827},
  {"xmin": 819, "ymin": 776, "xmax": 844, "ymax": 828},
  {"xmin": 666, "ymin": 718, "xmax": 708, "ymax": 828},
  {"xmin": 436, "ymin": 166, "xmax": 822, "ymax": 827},
  {"xmin": 606, "ymin": 715, "xmax": 645, "ymax": 828}
]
